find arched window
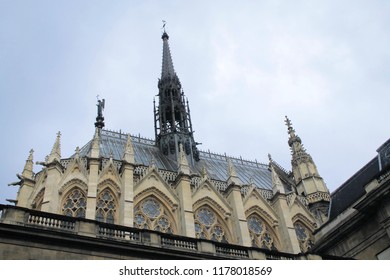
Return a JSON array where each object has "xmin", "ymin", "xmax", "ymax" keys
[
  {"xmin": 247, "ymin": 215, "xmax": 277, "ymax": 250},
  {"xmin": 96, "ymin": 189, "xmax": 117, "ymax": 224},
  {"xmin": 294, "ymin": 222, "xmax": 314, "ymax": 252},
  {"xmin": 194, "ymin": 207, "xmax": 229, "ymax": 243},
  {"xmin": 61, "ymin": 188, "xmax": 86, "ymax": 218},
  {"xmin": 134, "ymin": 197, "xmax": 175, "ymax": 234}
]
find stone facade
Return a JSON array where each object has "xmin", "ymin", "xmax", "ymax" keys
[{"xmin": 3, "ymin": 31, "xmax": 334, "ymax": 259}]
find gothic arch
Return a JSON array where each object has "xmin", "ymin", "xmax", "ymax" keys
[
  {"xmin": 193, "ymin": 200, "xmax": 233, "ymax": 244},
  {"xmin": 61, "ymin": 187, "xmax": 87, "ymax": 218},
  {"xmin": 292, "ymin": 214, "xmax": 315, "ymax": 253},
  {"xmin": 133, "ymin": 195, "xmax": 178, "ymax": 234},
  {"xmin": 96, "ymin": 187, "xmax": 118, "ymax": 224},
  {"xmin": 245, "ymin": 205, "xmax": 278, "ymax": 228},
  {"xmin": 193, "ymin": 196, "xmax": 231, "ymax": 219},
  {"xmin": 134, "ymin": 168, "xmax": 179, "ymax": 210},
  {"xmin": 58, "ymin": 158, "xmax": 88, "ymax": 187},
  {"xmin": 245, "ymin": 211, "xmax": 280, "ymax": 250},
  {"xmin": 192, "ymin": 179, "xmax": 231, "ymax": 214},
  {"xmin": 243, "ymin": 187, "xmax": 278, "ymax": 223},
  {"xmin": 292, "ymin": 213, "xmax": 316, "ymax": 231},
  {"xmin": 99, "ymin": 158, "xmax": 122, "ymax": 185},
  {"xmin": 134, "ymin": 186, "xmax": 178, "ymax": 211},
  {"xmin": 58, "ymin": 178, "xmax": 88, "ymax": 195},
  {"xmin": 97, "ymin": 178, "xmax": 121, "ymax": 196}
]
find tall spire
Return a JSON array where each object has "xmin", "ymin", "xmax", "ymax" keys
[
  {"xmin": 154, "ymin": 30, "xmax": 199, "ymax": 165},
  {"xmin": 284, "ymin": 116, "xmax": 314, "ymax": 175},
  {"xmin": 161, "ymin": 31, "xmax": 177, "ymax": 80},
  {"xmin": 284, "ymin": 116, "xmax": 330, "ymax": 222}
]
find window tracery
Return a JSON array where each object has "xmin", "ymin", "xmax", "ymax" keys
[
  {"xmin": 247, "ymin": 215, "xmax": 277, "ymax": 250},
  {"xmin": 96, "ymin": 188, "xmax": 117, "ymax": 223},
  {"xmin": 62, "ymin": 188, "xmax": 86, "ymax": 218},
  {"xmin": 294, "ymin": 222, "xmax": 314, "ymax": 252},
  {"xmin": 194, "ymin": 207, "xmax": 229, "ymax": 243},
  {"xmin": 134, "ymin": 198, "xmax": 175, "ymax": 234}
]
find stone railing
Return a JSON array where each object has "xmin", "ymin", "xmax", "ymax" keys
[
  {"xmin": 215, "ymin": 245, "xmax": 249, "ymax": 258},
  {"xmin": 0, "ymin": 204, "xmax": 315, "ymax": 260},
  {"xmin": 27, "ymin": 212, "xmax": 75, "ymax": 231},
  {"xmin": 98, "ymin": 223, "xmax": 141, "ymax": 241},
  {"xmin": 266, "ymin": 253, "xmax": 297, "ymax": 260},
  {"xmin": 161, "ymin": 236, "xmax": 198, "ymax": 251}
]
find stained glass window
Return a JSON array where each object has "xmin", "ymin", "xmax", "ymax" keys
[
  {"xmin": 294, "ymin": 222, "xmax": 313, "ymax": 252},
  {"xmin": 197, "ymin": 208, "xmax": 215, "ymax": 227},
  {"xmin": 247, "ymin": 214, "xmax": 277, "ymax": 250},
  {"xmin": 142, "ymin": 199, "xmax": 161, "ymax": 219},
  {"xmin": 61, "ymin": 188, "xmax": 86, "ymax": 218},
  {"xmin": 134, "ymin": 198, "xmax": 174, "ymax": 234},
  {"xmin": 96, "ymin": 189, "xmax": 117, "ymax": 224},
  {"xmin": 194, "ymin": 207, "xmax": 229, "ymax": 243},
  {"xmin": 294, "ymin": 223, "xmax": 307, "ymax": 241},
  {"xmin": 248, "ymin": 216, "xmax": 263, "ymax": 234}
]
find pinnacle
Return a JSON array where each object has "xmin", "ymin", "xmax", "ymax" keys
[
  {"xmin": 122, "ymin": 134, "xmax": 135, "ymax": 163},
  {"xmin": 22, "ymin": 149, "xmax": 34, "ymax": 179},
  {"xmin": 48, "ymin": 131, "xmax": 61, "ymax": 163}
]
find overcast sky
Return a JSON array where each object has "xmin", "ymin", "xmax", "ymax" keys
[{"xmin": 1, "ymin": 0, "xmax": 389, "ymax": 204}]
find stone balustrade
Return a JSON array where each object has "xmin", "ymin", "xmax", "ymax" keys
[{"xmin": 0, "ymin": 204, "xmax": 314, "ymax": 260}]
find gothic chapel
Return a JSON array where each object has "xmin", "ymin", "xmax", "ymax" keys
[{"xmin": 3, "ymin": 31, "xmax": 334, "ymax": 259}]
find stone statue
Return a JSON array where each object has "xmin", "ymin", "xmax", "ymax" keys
[{"xmin": 97, "ymin": 99, "xmax": 105, "ymax": 118}]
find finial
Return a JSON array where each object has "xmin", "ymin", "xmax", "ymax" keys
[
  {"xmin": 90, "ymin": 128, "xmax": 100, "ymax": 158},
  {"xmin": 122, "ymin": 134, "xmax": 135, "ymax": 163},
  {"xmin": 75, "ymin": 146, "xmax": 80, "ymax": 158},
  {"xmin": 149, "ymin": 155, "xmax": 157, "ymax": 171},
  {"xmin": 268, "ymin": 153, "xmax": 272, "ymax": 163},
  {"xmin": 178, "ymin": 143, "xmax": 190, "ymax": 175},
  {"xmin": 201, "ymin": 164, "xmax": 208, "ymax": 179},
  {"xmin": 271, "ymin": 164, "xmax": 285, "ymax": 195},
  {"xmin": 227, "ymin": 159, "xmax": 237, "ymax": 177},
  {"xmin": 227, "ymin": 158, "xmax": 241, "ymax": 185},
  {"xmin": 28, "ymin": 149, "xmax": 34, "ymax": 161},
  {"xmin": 285, "ymin": 116, "xmax": 293, "ymax": 130}
]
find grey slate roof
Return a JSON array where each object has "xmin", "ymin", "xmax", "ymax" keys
[
  {"xmin": 79, "ymin": 129, "xmax": 273, "ymax": 190},
  {"xmin": 328, "ymin": 157, "xmax": 380, "ymax": 221}
]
